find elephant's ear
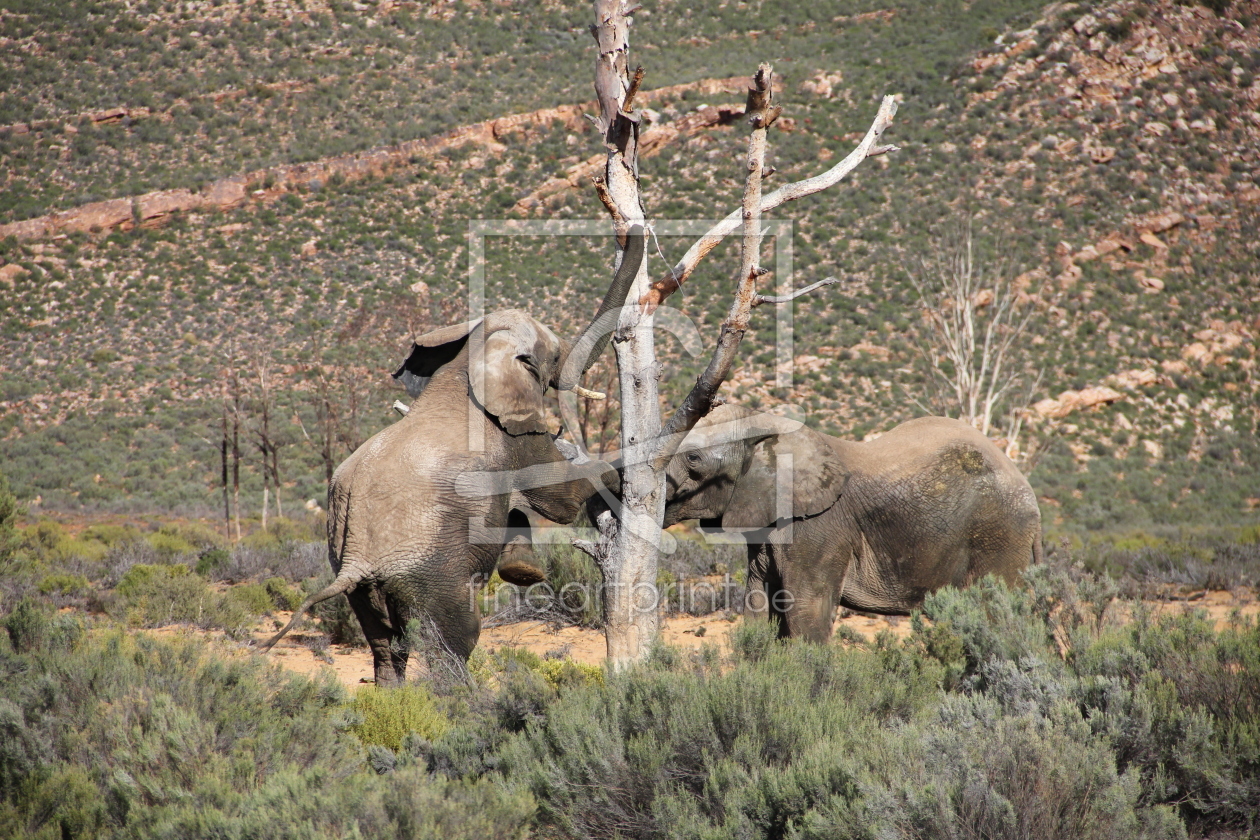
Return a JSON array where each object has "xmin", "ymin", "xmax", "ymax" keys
[
  {"xmin": 393, "ymin": 318, "xmax": 485, "ymax": 398},
  {"xmin": 724, "ymin": 425, "xmax": 848, "ymax": 529},
  {"xmin": 468, "ymin": 316, "xmax": 555, "ymax": 436}
]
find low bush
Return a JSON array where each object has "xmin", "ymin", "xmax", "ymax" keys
[
  {"xmin": 225, "ymin": 581, "xmax": 278, "ymax": 616},
  {"xmin": 307, "ymin": 575, "xmax": 368, "ymax": 647},
  {"xmin": 0, "ymin": 611, "xmax": 534, "ymax": 840},
  {"xmin": 264, "ymin": 576, "xmax": 303, "ymax": 611},
  {"xmin": 36, "ymin": 573, "xmax": 89, "ymax": 597},
  {"xmin": 213, "ymin": 538, "xmax": 327, "ymax": 584},
  {"xmin": 104, "ymin": 564, "xmax": 256, "ymax": 638},
  {"xmin": 3, "ymin": 530, "xmax": 1258, "ymax": 839},
  {"xmin": 346, "ymin": 684, "xmax": 450, "ymax": 752}
]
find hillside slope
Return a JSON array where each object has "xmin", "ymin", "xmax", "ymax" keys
[{"xmin": 0, "ymin": 0, "xmax": 1255, "ymax": 537}]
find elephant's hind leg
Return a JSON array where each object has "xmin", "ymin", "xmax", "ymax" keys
[
  {"xmin": 347, "ymin": 588, "xmax": 407, "ymax": 687},
  {"xmin": 401, "ymin": 571, "xmax": 484, "ymax": 672}
]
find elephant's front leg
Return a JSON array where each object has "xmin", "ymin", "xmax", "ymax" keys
[
  {"xmin": 743, "ymin": 543, "xmax": 775, "ymax": 625},
  {"xmin": 515, "ymin": 435, "xmax": 618, "ymax": 525},
  {"xmin": 773, "ymin": 540, "xmax": 839, "ymax": 643}
]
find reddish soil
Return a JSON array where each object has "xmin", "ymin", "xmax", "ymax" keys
[{"xmin": 141, "ymin": 588, "xmax": 1253, "ymax": 688}]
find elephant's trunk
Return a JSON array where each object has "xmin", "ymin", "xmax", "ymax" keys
[
  {"xmin": 556, "ymin": 224, "xmax": 646, "ymax": 391},
  {"xmin": 258, "ymin": 563, "xmax": 368, "ymax": 652}
]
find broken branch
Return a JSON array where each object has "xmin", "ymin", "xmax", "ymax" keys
[
  {"xmin": 752, "ymin": 275, "xmax": 842, "ymax": 307},
  {"xmin": 623, "ymin": 66, "xmax": 645, "ymax": 112},
  {"xmin": 656, "ymin": 63, "xmax": 774, "ymax": 455},
  {"xmin": 639, "ymin": 94, "xmax": 899, "ymax": 312}
]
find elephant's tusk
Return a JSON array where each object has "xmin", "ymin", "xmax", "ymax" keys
[{"xmin": 572, "ymin": 384, "xmax": 606, "ymax": 400}]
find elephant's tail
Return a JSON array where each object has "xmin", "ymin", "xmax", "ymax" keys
[
  {"xmin": 257, "ymin": 564, "xmax": 368, "ymax": 652},
  {"xmin": 1032, "ymin": 531, "xmax": 1045, "ymax": 566}
]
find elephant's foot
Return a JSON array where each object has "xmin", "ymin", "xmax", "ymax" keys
[{"xmin": 374, "ymin": 667, "xmax": 401, "ymax": 688}]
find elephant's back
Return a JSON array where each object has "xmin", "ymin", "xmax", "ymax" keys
[
  {"xmin": 841, "ymin": 417, "xmax": 1039, "ymax": 586},
  {"xmin": 327, "ymin": 415, "xmax": 507, "ymax": 569},
  {"xmin": 850, "ymin": 417, "xmax": 1028, "ymax": 493}
]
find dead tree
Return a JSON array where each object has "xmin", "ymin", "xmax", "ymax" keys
[
  {"xmin": 253, "ymin": 357, "xmax": 286, "ymax": 529},
  {"xmin": 219, "ymin": 387, "xmax": 232, "ymax": 543},
  {"xmin": 908, "ymin": 223, "xmax": 1046, "ymax": 457},
  {"xmin": 578, "ymin": 0, "xmax": 898, "ymax": 666},
  {"xmin": 219, "ymin": 354, "xmax": 245, "ymax": 544}
]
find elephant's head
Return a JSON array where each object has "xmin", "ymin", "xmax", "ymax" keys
[
  {"xmin": 393, "ymin": 227, "xmax": 645, "ymax": 435},
  {"xmin": 663, "ymin": 404, "xmax": 849, "ymax": 530}
]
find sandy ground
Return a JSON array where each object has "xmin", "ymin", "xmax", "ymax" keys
[
  {"xmin": 222, "ymin": 607, "xmax": 917, "ymax": 685},
  {"xmin": 185, "ymin": 587, "xmax": 1258, "ymax": 689}
]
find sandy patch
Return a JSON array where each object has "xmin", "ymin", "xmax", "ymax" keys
[{"xmin": 137, "ymin": 589, "xmax": 1255, "ymax": 690}]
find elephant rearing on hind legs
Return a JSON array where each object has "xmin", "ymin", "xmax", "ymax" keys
[
  {"xmin": 663, "ymin": 404, "xmax": 1042, "ymax": 642},
  {"xmin": 261, "ymin": 228, "xmax": 644, "ymax": 686}
]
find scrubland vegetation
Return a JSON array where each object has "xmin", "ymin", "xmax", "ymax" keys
[
  {"xmin": 4, "ymin": 540, "xmax": 1258, "ymax": 839},
  {"xmin": 1, "ymin": 0, "xmax": 1255, "ymax": 540},
  {"xmin": 1, "ymin": 0, "xmax": 1257, "ymax": 834},
  {"xmin": 2, "ymin": 472, "xmax": 1259, "ymax": 839}
]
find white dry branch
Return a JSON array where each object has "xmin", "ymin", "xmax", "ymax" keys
[
  {"xmin": 908, "ymin": 224, "xmax": 1043, "ymax": 444},
  {"xmin": 639, "ymin": 96, "xmax": 898, "ymax": 313},
  {"xmin": 581, "ymin": 1, "xmax": 898, "ymax": 668}
]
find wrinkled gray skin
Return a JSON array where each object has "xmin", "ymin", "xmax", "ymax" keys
[
  {"xmin": 262, "ymin": 231, "xmax": 643, "ymax": 685},
  {"xmin": 665, "ymin": 404, "xmax": 1043, "ymax": 642}
]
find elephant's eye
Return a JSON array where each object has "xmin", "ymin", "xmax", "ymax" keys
[
  {"xmin": 686, "ymin": 452, "xmax": 701, "ymax": 465},
  {"xmin": 517, "ymin": 354, "xmax": 541, "ymax": 381}
]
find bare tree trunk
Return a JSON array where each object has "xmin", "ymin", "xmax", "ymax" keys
[
  {"xmin": 271, "ymin": 443, "xmax": 283, "ymax": 519},
  {"xmin": 582, "ymin": 3, "xmax": 898, "ymax": 668},
  {"xmin": 591, "ymin": 0, "xmax": 658, "ymax": 666},
  {"xmin": 256, "ymin": 361, "xmax": 273, "ymax": 532},
  {"xmin": 320, "ymin": 388, "xmax": 336, "ymax": 486},
  {"xmin": 230, "ymin": 369, "xmax": 242, "ymax": 543},
  {"xmin": 220, "ymin": 388, "xmax": 231, "ymax": 543}
]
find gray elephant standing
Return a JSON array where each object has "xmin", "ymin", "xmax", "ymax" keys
[
  {"xmin": 263, "ymin": 229, "xmax": 644, "ymax": 685},
  {"xmin": 664, "ymin": 404, "xmax": 1042, "ymax": 642}
]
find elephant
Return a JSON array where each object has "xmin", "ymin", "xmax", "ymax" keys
[
  {"xmin": 262, "ymin": 228, "xmax": 644, "ymax": 685},
  {"xmin": 663, "ymin": 404, "xmax": 1042, "ymax": 642}
]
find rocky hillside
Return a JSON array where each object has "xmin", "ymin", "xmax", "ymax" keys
[{"xmin": 0, "ymin": 0, "xmax": 1255, "ymax": 539}]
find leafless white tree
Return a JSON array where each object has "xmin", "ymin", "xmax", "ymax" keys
[
  {"xmin": 579, "ymin": 0, "xmax": 898, "ymax": 666},
  {"xmin": 908, "ymin": 223, "xmax": 1045, "ymax": 457}
]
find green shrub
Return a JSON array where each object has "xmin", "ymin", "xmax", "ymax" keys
[
  {"xmin": 80, "ymin": 523, "xmax": 142, "ymax": 547},
  {"xmin": 309, "ymin": 579, "xmax": 367, "ymax": 646},
  {"xmin": 0, "ymin": 614, "xmax": 538, "ymax": 839},
  {"xmin": 240, "ymin": 528, "xmax": 282, "ymax": 551},
  {"xmin": 2, "ymin": 598, "xmax": 82, "ymax": 656},
  {"xmin": 16, "ymin": 520, "xmax": 106, "ymax": 565},
  {"xmin": 109, "ymin": 564, "xmax": 253, "ymax": 636},
  {"xmin": 264, "ymin": 516, "xmax": 323, "ymax": 544},
  {"xmin": 225, "ymin": 582, "xmax": 275, "ymax": 615},
  {"xmin": 144, "ymin": 529, "xmax": 197, "ymax": 561},
  {"xmin": 264, "ymin": 576, "xmax": 302, "ymax": 611},
  {"xmin": 919, "ymin": 575, "xmax": 1055, "ymax": 677},
  {"xmin": 476, "ymin": 647, "xmax": 604, "ymax": 693},
  {"xmin": 195, "ymin": 547, "xmax": 230, "ymax": 576},
  {"xmin": 347, "ymin": 685, "xmax": 449, "ymax": 752},
  {"xmin": 370, "ymin": 776, "xmax": 534, "ymax": 840},
  {"xmin": 111, "ymin": 563, "xmax": 212, "ymax": 626},
  {"xmin": 497, "ymin": 636, "xmax": 944, "ymax": 839},
  {"xmin": 36, "ymin": 574, "xmax": 89, "ymax": 596},
  {"xmin": 0, "ymin": 471, "xmax": 19, "ymax": 564},
  {"xmin": 3, "ymin": 598, "xmax": 51, "ymax": 654},
  {"xmin": 858, "ymin": 687, "xmax": 1187, "ymax": 840},
  {"xmin": 729, "ymin": 618, "xmax": 780, "ymax": 663}
]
